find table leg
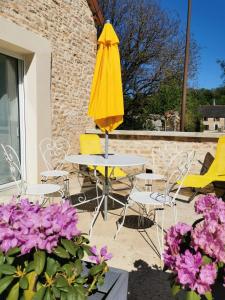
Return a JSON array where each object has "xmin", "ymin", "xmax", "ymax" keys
[{"xmin": 104, "ymin": 166, "xmax": 108, "ymax": 221}]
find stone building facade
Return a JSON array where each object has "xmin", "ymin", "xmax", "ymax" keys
[
  {"xmin": 199, "ymin": 105, "xmax": 225, "ymax": 132},
  {"xmin": 0, "ymin": 0, "xmax": 101, "ymax": 185}
]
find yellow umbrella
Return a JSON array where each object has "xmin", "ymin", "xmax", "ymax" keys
[
  {"xmin": 88, "ymin": 22, "xmax": 124, "ymax": 133},
  {"xmin": 88, "ymin": 21, "xmax": 124, "ymax": 221}
]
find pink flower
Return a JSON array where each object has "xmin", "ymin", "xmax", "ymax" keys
[
  {"xmin": 0, "ymin": 200, "xmax": 81, "ymax": 254},
  {"xmin": 164, "ymin": 195, "xmax": 225, "ymax": 297},
  {"xmin": 89, "ymin": 245, "xmax": 112, "ymax": 264},
  {"xmin": 193, "ymin": 281, "xmax": 210, "ymax": 295},
  {"xmin": 199, "ymin": 263, "xmax": 217, "ymax": 285}
]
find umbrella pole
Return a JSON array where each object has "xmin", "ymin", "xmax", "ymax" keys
[{"xmin": 104, "ymin": 131, "xmax": 109, "ymax": 220}]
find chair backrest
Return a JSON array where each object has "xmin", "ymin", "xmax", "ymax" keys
[
  {"xmin": 1, "ymin": 144, "xmax": 25, "ymax": 195},
  {"xmin": 206, "ymin": 136, "xmax": 225, "ymax": 176},
  {"xmin": 39, "ymin": 137, "xmax": 70, "ymax": 171},
  {"xmin": 166, "ymin": 150, "xmax": 195, "ymax": 203},
  {"xmin": 80, "ymin": 134, "xmax": 103, "ymax": 155},
  {"xmin": 151, "ymin": 145, "xmax": 191, "ymax": 179}
]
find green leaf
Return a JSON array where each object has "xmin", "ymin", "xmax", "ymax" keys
[
  {"xmin": 6, "ymin": 282, "xmax": 19, "ymax": 300},
  {"xmin": 53, "ymin": 246, "xmax": 70, "ymax": 259},
  {"xmin": 6, "ymin": 247, "xmax": 21, "ymax": 257},
  {"xmin": 25, "ymin": 262, "xmax": 35, "ymax": 273},
  {"xmin": 202, "ymin": 255, "xmax": 212, "ymax": 265},
  {"xmin": 185, "ymin": 290, "xmax": 201, "ymax": 300},
  {"xmin": 89, "ymin": 264, "xmax": 104, "ymax": 276},
  {"xmin": 24, "ymin": 271, "xmax": 37, "ymax": 300},
  {"xmin": 77, "ymin": 248, "xmax": 84, "ymax": 260},
  {"xmin": 97, "ymin": 275, "xmax": 104, "ymax": 286},
  {"xmin": 43, "ymin": 287, "xmax": 52, "ymax": 300},
  {"xmin": 61, "ymin": 239, "xmax": 77, "ymax": 256},
  {"xmin": 46, "ymin": 258, "xmax": 60, "ymax": 277},
  {"xmin": 55, "ymin": 276, "xmax": 69, "ymax": 289},
  {"xmin": 0, "ymin": 275, "xmax": 14, "ymax": 294},
  {"xmin": 0, "ymin": 253, "xmax": 5, "ymax": 265},
  {"xmin": 34, "ymin": 251, "xmax": 46, "ymax": 275},
  {"xmin": 171, "ymin": 283, "xmax": 181, "ymax": 296},
  {"xmin": 0, "ymin": 264, "xmax": 16, "ymax": 275},
  {"xmin": 32, "ymin": 287, "xmax": 47, "ymax": 300},
  {"xmin": 205, "ymin": 292, "xmax": 213, "ymax": 300},
  {"xmin": 62, "ymin": 264, "xmax": 74, "ymax": 277},
  {"xmin": 6, "ymin": 256, "xmax": 15, "ymax": 265},
  {"xmin": 75, "ymin": 277, "xmax": 87, "ymax": 285},
  {"xmin": 68, "ymin": 286, "xmax": 87, "ymax": 300},
  {"xmin": 82, "ymin": 245, "xmax": 92, "ymax": 256},
  {"xmin": 52, "ymin": 286, "xmax": 60, "ymax": 298},
  {"xmin": 73, "ymin": 260, "xmax": 82, "ymax": 276},
  {"xmin": 60, "ymin": 292, "xmax": 67, "ymax": 300},
  {"xmin": 19, "ymin": 276, "xmax": 29, "ymax": 289}
]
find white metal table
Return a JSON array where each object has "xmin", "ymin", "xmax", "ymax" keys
[{"xmin": 65, "ymin": 154, "xmax": 147, "ymax": 235}]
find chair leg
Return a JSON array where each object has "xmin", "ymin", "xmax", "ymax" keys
[
  {"xmin": 155, "ymin": 205, "xmax": 164, "ymax": 260},
  {"xmin": 95, "ymin": 179, "xmax": 100, "ymax": 206},
  {"xmin": 161, "ymin": 206, "xmax": 165, "ymax": 260},
  {"xmin": 173, "ymin": 202, "xmax": 177, "ymax": 223},
  {"xmin": 64, "ymin": 177, "xmax": 70, "ymax": 198},
  {"xmin": 89, "ymin": 195, "xmax": 105, "ymax": 238},
  {"xmin": 114, "ymin": 202, "xmax": 129, "ymax": 240}
]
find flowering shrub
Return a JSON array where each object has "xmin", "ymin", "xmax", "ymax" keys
[
  {"xmin": 164, "ymin": 195, "xmax": 225, "ymax": 300},
  {"xmin": 0, "ymin": 199, "xmax": 112, "ymax": 300}
]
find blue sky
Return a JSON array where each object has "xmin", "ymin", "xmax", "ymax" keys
[{"xmin": 159, "ymin": 0, "xmax": 225, "ymax": 89}]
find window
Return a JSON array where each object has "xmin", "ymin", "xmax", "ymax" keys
[
  {"xmin": 215, "ymin": 117, "xmax": 220, "ymax": 121},
  {"xmin": 204, "ymin": 125, "xmax": 209, "ymax": 130},
  {"xmin": 204, "ymin": 117, "xmax": 208, "ymax": 121},
  {"xmin": 0, "ymin": 53, "xmax": 23, "ymax": 186},
  {"xmin": 215, "ymin": 124, "xmax": 218, "ymax": 130}
]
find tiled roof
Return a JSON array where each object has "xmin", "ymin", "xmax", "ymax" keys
[{"xmin": 199, "ymin": 105, "xmax": 225, "ymax": 118}]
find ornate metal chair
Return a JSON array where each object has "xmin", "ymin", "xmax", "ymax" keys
[
  {"xmin": 39, "ymin": 137, "xmax": 70, "ymax": 197},
  {"xmin": 114, "ymin": 150, "xmax": 195, "ymax": 258},
  {"xmin": 1, "ymin": 144, "xmax": 62, "ymax": 203}
]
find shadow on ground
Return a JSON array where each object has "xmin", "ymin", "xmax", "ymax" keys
[
  {"xmin": 128, "ymin": 260, "xmax": 173, "ymax": 300},
  {"xmin": 70, "ymin": 184, "xmax": 127, "ymax": 214}
]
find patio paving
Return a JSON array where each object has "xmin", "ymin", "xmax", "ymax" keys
[
  {"xmin": 0, "ymin": 175, "xmax": 200, "ymax": 300},
  {"xmin": 68, "ymin": 176, "xmax": 199, "ymax": 300}
]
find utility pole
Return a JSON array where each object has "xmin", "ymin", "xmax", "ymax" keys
[{"xmin": 180, "ymin": 0, "xmax": 192, "ymax": 131}]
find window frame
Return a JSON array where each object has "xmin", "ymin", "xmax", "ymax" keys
[{"xmin": 0, "ymin": 50, "xmax": 26, "ymax": 190}]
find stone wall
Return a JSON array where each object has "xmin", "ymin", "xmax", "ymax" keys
[
  {"xmin": 86, "ymin": 130, "xmax": 223, "ymax": 175},
  {"xmin": 0, "ymin": 0, "xmax": 96, "ymax": 153}
]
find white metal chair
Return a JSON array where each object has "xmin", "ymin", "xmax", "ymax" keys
[
  {"xmin": 1, "ymin": 144, "xmax": 62, "ymax": 203},
  {"xmin": 39, "ymin": 137, "xmax": 70, "ymax": 197},
  {"xmin": 114, "ymin": 150, "xmax": 195, "ymax": 258}
]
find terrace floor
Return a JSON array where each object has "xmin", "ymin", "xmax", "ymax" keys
[{"xmin": 0, "ymin": 175, "xmax": 201, "ymax": 300}]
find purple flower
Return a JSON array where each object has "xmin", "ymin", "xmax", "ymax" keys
[
  {"xmin": 89, "ymin": 245, "xmax": 112, "ymax": 264},
  {"xmin": 163, "ymin": 195, "xmax": 225, "ymax": 297},
  {"xmin": 0, "ymin": 200, "xmax": 81, "ymax": 254},
  {"xmin": 199, "ymin": 263, "xmax": 217, "ymax": 285}
]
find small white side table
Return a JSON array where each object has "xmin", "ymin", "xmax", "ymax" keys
[{"xmin": 135, "ymin": 173, "xmax": 165, "ymax": 192}]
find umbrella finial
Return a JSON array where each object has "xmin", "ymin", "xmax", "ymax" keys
[{"xmin": 105, "ymin": 19, "xmax": 111, "ymax": 24}]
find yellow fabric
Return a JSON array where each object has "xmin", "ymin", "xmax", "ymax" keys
[
  {"xmin": 88, "ymin": 23, "xmax": 124, "ymax": 132},
  {"xmin": 179, "ymin": 136, "xmax": 225, "ymax": 188},
  {"xmin": 80, "ymin": 134, "xmax": 103, "ymax": 155},
  {"xmin": 79, "ymin": 134, "xmax": 126, "ymax": 178}
]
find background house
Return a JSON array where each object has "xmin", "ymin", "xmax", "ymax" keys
[
  {"xmin": 199, "ymin": 105, "xmax": 225, "ymax": 132},
  {"xmin": 0, "ymin": 0, "xmax": 103, "ymax": 188}
]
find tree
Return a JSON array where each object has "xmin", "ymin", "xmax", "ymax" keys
[{"xmin": 98, "ymin": 0, "xmax": 199, "ymax": 98}]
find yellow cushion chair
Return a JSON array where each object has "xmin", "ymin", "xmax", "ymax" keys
[
  {"xmin": 80, "ymin": 134, "xmax": 127, "ymax": 178},
  {"xmin": 180, "ymin": 136, "xmax": 225, "ymax": 188}
]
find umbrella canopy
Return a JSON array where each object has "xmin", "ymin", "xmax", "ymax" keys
[{"xmin": 88, "ymin": 22, "xmax": 124, "ymax": 132}]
